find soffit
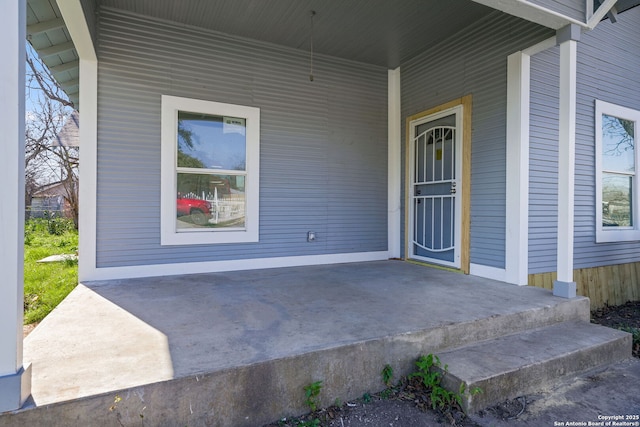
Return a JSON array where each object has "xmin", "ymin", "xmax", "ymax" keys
[
  {"xmin": 98, "ymin": 0, "xmax": 496, "ymax": 69},
  {"xmin": 34, "ymin": 0, "xmax": 621, "ymax": 110}
]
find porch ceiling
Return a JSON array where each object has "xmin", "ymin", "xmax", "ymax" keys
[
  {"xmin": 28, "ymin": 0, "xmax": 631, "ymax": 111},
  {"xmin": 98, "ymin": 0, "xmax": 495, "ymax": 69},
  {"xmin": 26, "ymin": 0, "xmax": 500, "ymax": 111}
]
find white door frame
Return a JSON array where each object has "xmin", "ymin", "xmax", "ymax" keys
[{"xmin": 408, "ymin": 105, "xmax": 463, "ymax": 268}]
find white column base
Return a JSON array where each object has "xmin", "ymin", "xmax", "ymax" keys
[
  {"xmin": 0, "ymin": 364, "xmax": 31, "ymax": 413},
  {"xmin": 553, "ymin": 280, "xmax": 577, "ymax": 299}
]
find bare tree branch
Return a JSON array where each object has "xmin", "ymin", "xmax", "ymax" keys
[
  {"xmin": 25, "ymin": 45, "xmax": 78, "ymax": 227},
  {"xmin": 603, "ymin": 115, "xmax": 634, "ymax": 157},
  {"xmin": 26, "ymin": 53, "xmax": 75, "ymax": 109}
]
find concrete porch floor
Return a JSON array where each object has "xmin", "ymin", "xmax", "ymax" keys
[{"xmin": 5, "ymin": 260, "xmax": 620, "ymax": 425}]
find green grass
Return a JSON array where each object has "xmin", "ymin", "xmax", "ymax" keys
[{"xmin": 23, "ymin": 218, "xmax": 78, "ymax": 325}]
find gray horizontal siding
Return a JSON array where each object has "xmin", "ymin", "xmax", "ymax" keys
[
  {"xmin": 528, "ymin": 47, "xmax": 559, "ymax": 273},
  {"xmin": 528, "ymin": 7, "xmax": 640, "ymax": 273},
  {"xmin": 574, "ymin": 7, "xmax": 640, "ymax": 268},
  {"xmin": 401, "ymin": 10, "xmax": 552, "ymax": 269},
  {"xmin": 95, "ymin": 8, "xmax": 387, "ymax": 267}
]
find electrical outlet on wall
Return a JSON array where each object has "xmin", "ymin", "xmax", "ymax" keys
[{"xmin": 307, "ymin": 231, "xmax": 316, "ymax": 242}]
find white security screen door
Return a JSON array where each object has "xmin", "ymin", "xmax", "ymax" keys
[{"xmin": 409, "ymin": 106, "xmax": 463, "ymax": 268}]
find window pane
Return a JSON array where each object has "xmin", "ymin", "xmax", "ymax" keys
[
  {"xmin": 602, "ymin": 173, "xmax": 633, "ymax": 227},
  {"xmin": 602, "ymin": 114, "xmax": 635, "ymax": 173},
  {"xmin": 177, "ymin": 173, "xmax": 246, "ymax": 229},
  {"xmin": 177, "ymin": 111, "xmax": 246, "ymax": 171}
]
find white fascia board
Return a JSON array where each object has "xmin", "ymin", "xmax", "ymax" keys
[
  {"xmin": 388, "ymin": 67, "xmax": 401, "ymax": 259},
  {"xmin": 471, "ymin": 0, "xmax": 588, "ymax": 29},
  {"xmin": 80, "ymin": 252, "xmax": 390, "ymax": 282}
]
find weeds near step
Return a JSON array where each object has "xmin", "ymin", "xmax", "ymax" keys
[
  {"xmin": 382, "ymin": 364, "xmax": 394, "ymax": 387},
  {"xmin": 619, "ymin": 326, "xmax": 640, "ymax": 358},
  {"xmin": 409, "ymin": 354, "xmax": 462, "ymax": 410},
  {"xmin": 372, "ymin": 354, "xmax": 483, "ymax": 425},
  {"xmin": 293, "ymin": 381, "xmax": 323, "ymax": 427},
  {"xmin": 267, "ymin": 355, "xmax": 482, "ymax": 426},
  {"xmin": 620, "ymin": 326, "xmax": 640, "ymax": 347},
  {"xmin": 408, "ymin": 354, "xmax": 482, "ymax": 412},
  {"xmin": 296, "ymin": 418, "xmax": 320, "ymax": 427},
  {"xmin": 304, "ymin": 380, "xmax": 323, "ymax": 412}
]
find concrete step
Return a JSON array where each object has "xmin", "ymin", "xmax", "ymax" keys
[{"xmin": 438, "ymin": 321, "xmax": 632, "ymax": 413}]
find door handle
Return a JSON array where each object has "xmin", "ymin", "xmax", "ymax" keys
[{"xmin": 450, "ymin": 182, "xmax": 457, "ymax": 194}]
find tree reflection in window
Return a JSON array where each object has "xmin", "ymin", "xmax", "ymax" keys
[{"xmin": 602, "ymin": 114, "xmax": 635, "ymax": 227}]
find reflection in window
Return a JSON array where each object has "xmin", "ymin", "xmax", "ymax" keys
[
  {"xmin": 177, "ymin": 112, "xmax": 246, "ymax": 171},
  {"xmin": 596, "ymin": 100, "xmax": 640, "ymax": 242},
  {"xmin": 601, "ymin": 114, "xmax": 635, "ymax": 228},
  {"xmin": 176, "ymin": 112, "xmax": 248, "ymax": 230},
  {"xmin": 602, "ymin": 174, "xmax": 632, "ymax": 227},
  {"xmin": 176, "ymin": 173, "xmax": 246, "ymax": 229},
  {"xmin": 161, "ymin": 95, "xmax": 260, "ymax": 245}
]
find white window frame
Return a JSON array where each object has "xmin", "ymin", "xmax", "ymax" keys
[
  {"xmin": 160, "ymin": 95, "xmax": 260, "ymax": 245},
  {"xmin": 595, "ymin": 100, "xmax": 640, "ymax": 243}
]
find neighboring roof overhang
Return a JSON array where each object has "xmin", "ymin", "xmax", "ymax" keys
[{"xmin": 26, "ymin": 0, "xmax": 624, "ymax": 109}]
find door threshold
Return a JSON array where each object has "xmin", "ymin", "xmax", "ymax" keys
[{"xmin": 406, "ymin": 258, "xmax": 464, "ymax": 273}]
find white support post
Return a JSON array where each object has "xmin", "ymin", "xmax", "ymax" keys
[
  {"xmin": 554, "ymin": 25, "xmax": 579, "ymax": 298},
  {"xmin": 388, "ymin": 67, "xmax": 401, "ymax": 259},
  {"xmin": 57, "ymin": 0, "xmax": 98, "ymax": 282},
  {"xmin": 0, "ymin": 0, "xmax": 32, "ymax": 412},
  {"xmin": 505, "ymin": 52, "xmax": 531, "ymax": 286},
  {"xmin": 77, "ymin": 58, "xmax": 98, "ymax": 282}
]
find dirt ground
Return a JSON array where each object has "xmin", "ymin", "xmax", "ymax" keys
[
  {"xmin": 264, "ymin": 301, "xmax": 640, "ymax": 427},
  {"xmin": 265, "ymin": 377, "xmax": 481, "ymax": 427},
  {"xmin": 591, "ymin": 300, "xmax": 640, "ymax": 358}
]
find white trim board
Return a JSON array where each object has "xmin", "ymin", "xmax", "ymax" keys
[
  {"xmin": 160, "ymin": 95, "xmax": 260, "ymax": 245},
  {"xmin": 595, "ymin": 100, "xmax": 640, "ymax": 243},
  {"xmin": 469, "ymin": 264, "xmax": 508, "ymax": 283},
  {"xmin": 388, "ymin": 67, "xmax": 401, "ymax": 258},
  {"xmin": 81, "ymin": 251, "xmax": 390, "ymax": 281}
]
